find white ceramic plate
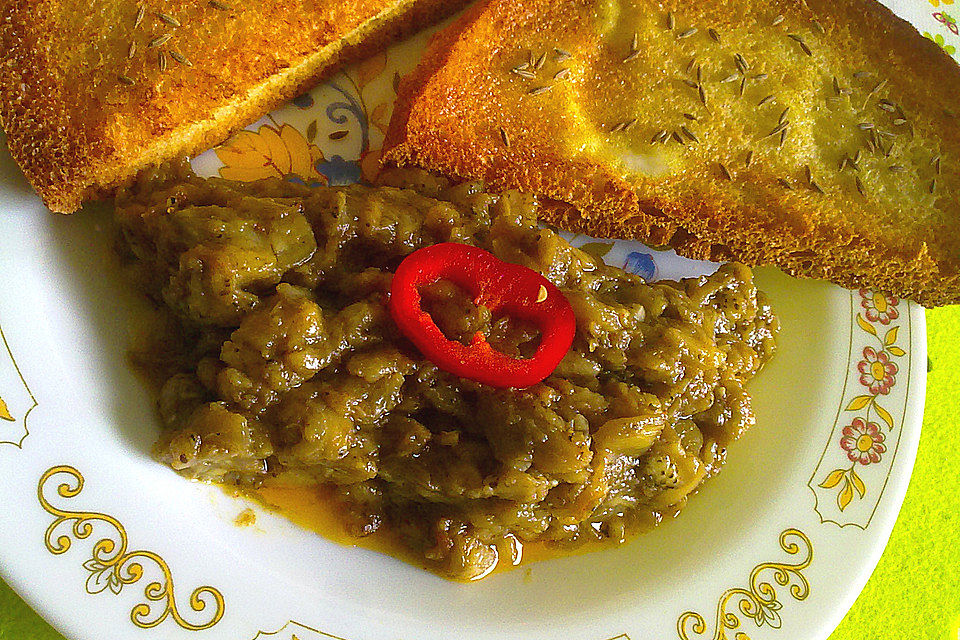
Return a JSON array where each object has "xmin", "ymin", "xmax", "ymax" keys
[{"xmin": 1, "ymin": 2, "xmax": 945, "ymax": 638}]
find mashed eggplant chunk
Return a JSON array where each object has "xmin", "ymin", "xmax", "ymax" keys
[{"xmin": 115, "ymin": 164, "xmax": 778, "ymax": 580}]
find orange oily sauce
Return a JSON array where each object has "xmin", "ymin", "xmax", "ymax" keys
[{"xmin": 248, "ymin": 482, "xmax": 680, "ymax": 581}]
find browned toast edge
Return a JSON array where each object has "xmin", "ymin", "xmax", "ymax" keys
[{"xmin": 0, "ymin": 0, "xmax": 469, "ymax": 213}]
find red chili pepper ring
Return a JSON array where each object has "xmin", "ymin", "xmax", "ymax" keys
[{"xmin": 389, "ymin": 243, "xmax": 576, "ymax": 388}]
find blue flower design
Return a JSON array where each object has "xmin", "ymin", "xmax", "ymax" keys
[
  {"xmin": 623, "ymin": 251, "xmax": 656, "ymax": 280},
  {"xmin": 316, "ymin": 155, "xmax": 363, "ymax": 186},
  {"xmin": 285, "ymin": 175, "xmax": 327, "ymax": 189},
  {"xmin": 291, "ymin": 93, "xmax": 315, "ymax": 109}
]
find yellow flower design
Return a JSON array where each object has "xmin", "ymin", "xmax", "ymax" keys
[
  {"xmin": 368, "ymin": 101, "xmax": 392, "ymax": 138},
  {"xmin": 929, "ymin": 0, "xmax": 954, "ymax": 6},
  {"xmin": 354, "ymin": 51, "xmax": 387, "ymax": 90},
  {"xmin": 0, "ymin": 395, "xmax": 12, "ymax": 421},
  {"xmin": 216, "ymin": 123, "xmax": 327, "ymax": 183},
  {"xmin": 359, "ymin": 148, "xmax": 383, "ymax": 184}
]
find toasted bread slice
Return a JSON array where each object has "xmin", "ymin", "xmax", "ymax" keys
[
  {"xmin": 383, "ymin": 0, "xmax": 960, "ymax": 306},
  {"xmin": 0, "ymin": 0, "xmax": 468, "ymax": 213}
]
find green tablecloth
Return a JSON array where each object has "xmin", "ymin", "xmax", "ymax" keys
[{"xmin": 2, "ymin": 307, "xmax": 958, "ymax": 639}]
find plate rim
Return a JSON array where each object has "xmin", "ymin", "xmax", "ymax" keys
[{"xmin": 0, "ymin": 0, "xmax": 941, "ymax": 632}]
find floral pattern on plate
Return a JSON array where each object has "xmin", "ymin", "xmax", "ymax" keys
[
  {"xmin": 0, "ymin": 322, "xmax": 35, "ymax": 449},
  {"xmin": 810, "ymin": 290, "xmax": 912, "ymax": 522},
  {"xmin": 0, "ymin": 4, "xmax": 932, "ymax": 640}
]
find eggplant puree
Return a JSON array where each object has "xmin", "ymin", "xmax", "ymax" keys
[{"xmin": 115, "ymin": 163, "xmax": 778, "ymax": 581}]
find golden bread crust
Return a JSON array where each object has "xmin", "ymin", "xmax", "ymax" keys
[
  {"xmin": 383, "ymin": 0, "xmax": 960, "ymax": 306},
  {"xmin": 0, "ymin": 0, "xmax": 468, "ymax": 213}
]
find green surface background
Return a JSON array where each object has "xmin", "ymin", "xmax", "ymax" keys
[{"xmin": 1, "ymin": 307, "xmax": 958, "ymax": 640}]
